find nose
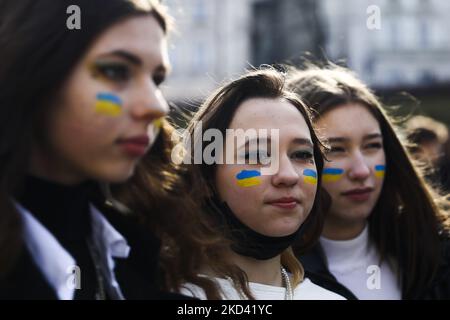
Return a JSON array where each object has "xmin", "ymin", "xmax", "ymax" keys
[
  {"xmin": 271, "ymin": 155, "xmax": 300, "ymax": 187},
  {"xmin": 129, "ymin": 77, "xmax": 169, "ymax": 122},
  {"xmin": 347, "ymin": 152, "xmax": 371, "ymax": 181}
]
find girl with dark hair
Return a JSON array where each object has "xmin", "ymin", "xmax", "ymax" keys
[
  {"xmin": 181, "ymin": 68, "xmax": 344, "ymax": 299},
  {"xmin": 0, "ymin": 0, "xmax": 240, "ymax": 300},
  {"xmin": 287, "ymin": 64, "xmax": 450, "ymax": 300}
]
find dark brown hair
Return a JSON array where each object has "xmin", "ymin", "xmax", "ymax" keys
[
  {"xmin": 287, "ymin": 63, "xmax": 450, "ymax": 298},
  {"xmin": 187, "ymin": 67, "xmax": 330, "ymax": 289}
]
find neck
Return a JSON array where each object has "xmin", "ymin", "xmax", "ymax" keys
[
  {"xmin": 30, "ymin": 143, "xmax": 87, "ymax": 185},
  {"xmin": 322, "ymin": 217, "xmax": 367, "ymax": 240},
  {"xmin": 225, "ymin": 249, "xmax": 283, "ymax": 287}
]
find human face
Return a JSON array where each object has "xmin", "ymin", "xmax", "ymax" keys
[
  {"xmin": 215, "ymin": 98, "xmax": 318, "ymax": 237},
  {"xmin": 317, "ymin": 103, "xmax": 386, "ymax": 236},
  {"xmin": 32, "ymin": 15, "xmax": 170, "ymax": 184}
]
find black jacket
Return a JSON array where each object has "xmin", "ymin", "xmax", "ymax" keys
[
  {"xmin": 0, "ymin": 204, "xmax": 193, "ymax": 300},
  {"xmin": 298, "ymin": 239, "xmax": 450, "ymax": 300}
]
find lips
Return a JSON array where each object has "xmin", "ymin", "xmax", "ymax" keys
[
  {"xmin": 117, "ymin": 135, "xmax": 150, "ymax": 157},
  {"xmin": 266, "ymin": 197, "xmax": 300, "ymax": 210},
  {"xmin": 341, "ymin": 187, "xmax": 373, "ymax": 202}
]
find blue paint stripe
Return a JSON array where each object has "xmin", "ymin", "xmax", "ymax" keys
[
  {"xmin": 323, "ymin": 168, "xmax": 344, "ymax": 175},
  {"xmin": 236, "ymin": 170, "xmax": 261, "ymax": 180},
  {"xmin": 303, "ymin": 169, "xmax": 317, "ymax": 178},
  {"xmin": 375, "ymin": 165, "xmax": 386, "ymax": 171},
  {"xmin": 97, "ymin": 93, "xmax": 122, "ymax": 105}
]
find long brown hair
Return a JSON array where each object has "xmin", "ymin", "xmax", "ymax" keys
[
  {"xmin": 187, "ymin": 67, "xmax": 330, "ymax": 289},
  {"xmin": 0, "ymin": 0, "xmax": 234, "ymax": 299},
  {"xmin": 287, "ymin": 62, "xmax": 450, "ymax": 299}
]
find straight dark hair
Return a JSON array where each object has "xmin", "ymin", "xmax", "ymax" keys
[{"xmin": 287, "ymin": 63, "xmax": 450, "ymax": 299}]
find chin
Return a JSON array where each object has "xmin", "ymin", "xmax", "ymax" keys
[{"xmin": 94, "ymin": 164, "xmax": 137, "ymax": 184}]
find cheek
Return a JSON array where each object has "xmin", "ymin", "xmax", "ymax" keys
[
  {"xmin": 216, "ymin": 168, "xmax": 265, "ymax": 209},
  {"xmin": 321, "ymin": 166, "xmax": 345, "ymax": 196}
]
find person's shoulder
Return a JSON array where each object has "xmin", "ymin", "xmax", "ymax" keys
[
  {"xmin": 180, "ymin": 283, "xmax": 208, "ymax": 300},
  {"xmin": 181, "ymin": 277, "xmax": 244, "ymax": 300},
  {"xmin": 294, "ymin": 278, "xmax": 347, "ymax": 300}
]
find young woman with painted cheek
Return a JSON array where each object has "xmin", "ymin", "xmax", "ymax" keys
[
  {"xmin": 181, "ymin": 69, "xmax": 345, "ymax": 300},
  {"xmin": 287, "ymin": 64, "xmax": 450, "ymax": 300},
  {"xmin": 215, "ymin": 98, "xmax": 318, "ymax": 238},
  {"xmin": 317, "ymin": 104, "xmax": 386, "ymax": 240},
  {"xmin": 0, "ymin": 0, "xmax": 238, "ymax": 300}
]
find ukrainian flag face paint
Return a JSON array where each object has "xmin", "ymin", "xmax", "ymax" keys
[
  {"xmin": 322, "ymin": 168, "xmax": 345, "ymax": 182},
  {"xmin": 303, "ymin": 169, "xmax": 318, "ymax": 185},
  {"xmin": 375, "ymin": 164, "xmax": 386, "ymax": 178},
  {"xmin": 95, "ymin": 92, "xmax": 123, "ymax": 116},
  {"xmin": 148, "ymin": 117, "xmax": 163, "ymax": 145},
  {"xmin": 236, "ymin": 169, "xmax": 262, "ymax": 187}
]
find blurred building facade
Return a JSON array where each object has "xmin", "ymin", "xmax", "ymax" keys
[
  {"xmin": 321, "ymin": 0, "xmax": 450, "ymax": 88},
  {"xmin": 163, "ymin": 0, "xmax": 450, "ymax": 104},
  {"xmin": 163, "ymin": 0, "xmax": 255, "ymax": 103},
  {"xmin": 251, "ymin": 0, "xmax": 324, "ymax": 66}
]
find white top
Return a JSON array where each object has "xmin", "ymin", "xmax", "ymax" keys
[
  {"xmin": 320, "ymin": 224, "xmax": 401, "ymax": 300},
  {"xmin": 16, "ymin": 202, "xmax": 130, "ymax": 300},
  {"xmin": 182, "ymin": 277, "xmax": 346, "ymax": 300}
]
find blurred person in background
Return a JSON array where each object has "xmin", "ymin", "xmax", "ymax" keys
[{"xmin": 405, "ymin": 115, "xmax": 449, "ymax": 188}]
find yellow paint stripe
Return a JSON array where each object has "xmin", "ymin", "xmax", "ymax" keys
[
  {"xmin": 236, "ymin": 177, "xmax": 261, "ymax": 187},
  {"xmin": 375, "ymin": 171, "xmax": 385, "ymax": 178},
  {"xmin": 322, "ymin": 174, "xmax": 343, "ymax": 183},
  {"xmin": 304, "ymin": 176, "xmax": 318, "ymax": 185},
  {"xmin": 95, "ymin": 101, "xmax": 122, "ymax": 116}
]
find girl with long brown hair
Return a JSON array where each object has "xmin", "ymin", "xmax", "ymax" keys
[{"xmin": 181, "ymin": 68, "xmax": 344, "ymax": 299}]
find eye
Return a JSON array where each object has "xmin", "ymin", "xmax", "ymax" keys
[
  {"xmin": 243, "ymin": 151, "xmax": 271, "ymax": 164},
  {"xmin": 94, "ymin": 63, "xmax": 131, "ymax": 82},
  {"xmin": 365, "ymin": 142, "xmax": 383, "ymax": 150},
  {"xmin": 328, "ymin": 146, "xmax": 345, "ymax": 154},
  {"xmin": 291, "ymin": 150, "xmax": 314, "ymax": 163}
]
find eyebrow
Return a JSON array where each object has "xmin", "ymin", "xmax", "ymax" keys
[
  {"xmin": 96, "ymin": 49, "xmax": 171, "ymax": 74},
  {"xmin": 99, "ymin": 50, "xmax": 143, "ymax": 66},
  {"xmin": 238, "ymin": 137, "xmax": 313, "ymax": 149},
  {"xmin": 238, "ymin": 138, "xmax": 272, "ymax": 149},
  {"xmin": 327, "ymin": 133, "xmax": 382, "ymax": 143},
  {"xmin": 292, "ymin": 138, "xmax": 314, "ymax": 148}
]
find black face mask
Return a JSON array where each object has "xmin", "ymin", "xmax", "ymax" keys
[{"xmin": 208, "ymin": 196, "xmax": 308, "ymax": 260}]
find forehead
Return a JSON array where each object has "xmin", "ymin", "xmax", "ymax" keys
[
  {"xmin": 86, "ymin": 15, "xmax": 167, "ymax": 66},
  {"xmin": 317, "ymin": 103, "xmax": 381, "ymax": 138},
  {"xmin": 229, "ymin": 98, "xmax": 310, "ymax": 136}
]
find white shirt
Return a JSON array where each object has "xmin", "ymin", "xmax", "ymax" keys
[
  {"xmin": 182, "ymin": 277, "xmax": 346, "ymax": 300},
  {"xmin": 16, "ymin": 202, "xmax": 130, "ymax": 300},
  {"xmin": 320, "ymin": 224, "xmax": 401, "ymax": 300}
]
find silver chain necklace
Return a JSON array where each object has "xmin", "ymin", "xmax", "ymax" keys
[{"xmin": 281, "ymin": 266, "xmax": 294, "ymax": 300}]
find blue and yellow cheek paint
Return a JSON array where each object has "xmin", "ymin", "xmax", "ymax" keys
[
  {"xmin": 236, "ymin": 170, "xmax": 262, "ymax": 188},
  {"xmin": 303, "ymin": 169, "xmax": 318, "ymax": 185},
  {"xmin": 95, "ymin": 92, "xmax": 123, "ymax": 117},
  {"xmin": 375, "ymin": 165, "xmax": 386, "ymax": 178},
  {"xmin": 322, "ymin": 168, "xmax": 345, "ymax": 183}
]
